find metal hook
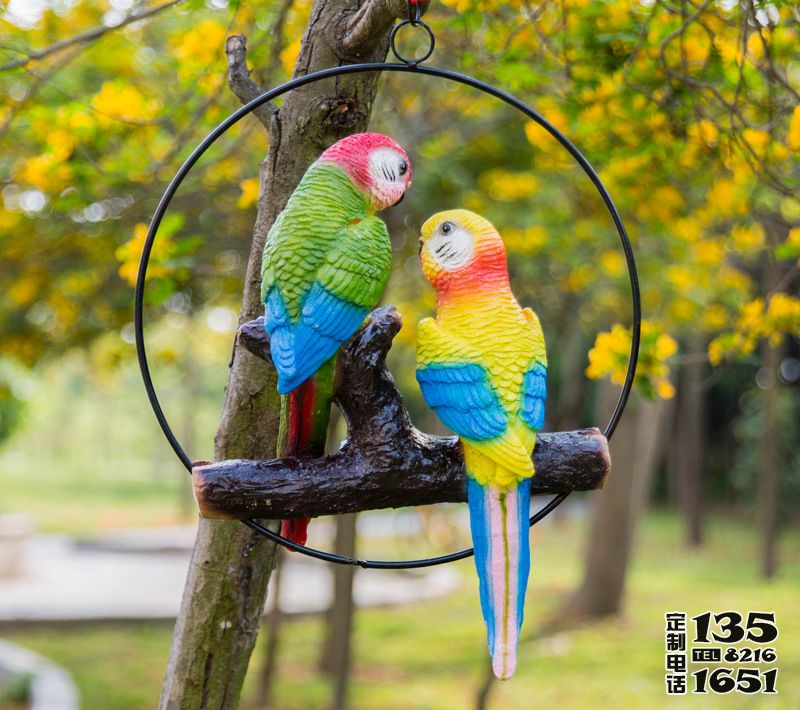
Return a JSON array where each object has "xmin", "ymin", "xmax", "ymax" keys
[{"xmin": 407, "ymin": 0, "xmax": 421, "ymax": 24}]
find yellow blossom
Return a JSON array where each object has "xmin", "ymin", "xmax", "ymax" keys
[
  {"xmin": 730, "ymin": 223, "xmax": 765, "ymax": 253},
  {"xmin": 670, "ymin": 297, "xmax": 699, "ymax": 323},
  {"xmin": 116, "ymin": 222, "xmax": 174, "ymax": 285},
  {"xmin": 766, "ymin": 293, "xmax": 800, "ymax": 331},
  {"xmin": 657, "ymin": 379, "xmax": 676, "ymax": 399},
  {"xmin": 707, "ymin": 338, "xmax": 725, "ymax": 366},
  {"xmin": 694, "ymin": 239, "xmax": 724, "ymax": 266},
  {"xmin": 742, "ymin": 128, "xmax": 771, "ymax": 159},
  {"xmin": 586, "ymin": 321, "xmax": 677, "ymax": 399},
  {"xmin": 665, "ymin": 264, "xmax": 694, "ymax": 292},
  {"xmin": 788, "ymin": 106, "xmax": 800, "ymax": 151},
  {"xmin": 718, "ymin": 266, "xmax": 751, "ymax": 292},
  {"xmin": 174, "ymin": 21, "xmax": 227, "ymax": 68},
  {"xmin": 9, "ymin": 277, "xmax": 39, "ymax": 306},
  {"xmin": 737, "ymin": 298, "xmax": 765, "ymax": 332},
  {"xmin": 237, "ymin": 178, "xmax": 260, "ymax": 210},
  {"xmin": 746, "ymin": 31, "xmax": 767, "ymax": 61},
  {"xmin": 281, "ymin": 37, "xmax": 302, "ymax": 74},
  {"xmin": 702, "ymin": 304, "xmax": 729, "ymax": 331},
  {"xmin": 687, "ymin": 119, "xmax": 718, "ymax": 147},
  {"xmin": 673, "ymin": 217, "xmax": 701, "ymax": 243},
  {"xmin": 707, "ymin": 177, "xmax": 744, "ymax": 217},
  {"xmin": 564, "ymin": 264, "xmax": 593, "ymax": 292},
  {"xmin": 92, "ymin": 81, "xmax": 156, "ymax": 123},
  {"xmin": 715, "ymin": 36, "xmax": 741, "ymax": 64},
  {"xmin": 503, "ymin": 225, "xmax": 547, "ymax": 255},
  {"xmin": 599, "ymin": 250, "xmax": 625, "ymax": 278},
  {"xmin": 462, "ymin": 192, "xmax": 487, "ymax": 214},
  {"xmin": 681, "ymin": 26, "xmax": 712, "ymax": 66},
  {"xmin": 0, "ymin": 208, "xmax": 21, "ymax": 230},
  {"xmin": 478, "ymin": 169, "xmax": 540, "ymax": 201},
  {"xmin": 655, "ymin": 333, "xmax": 678, "ymax": 360},
  {"xmin": 17, "ymin": 155, "xmax": 54, "ymax": 190},
  {"xmin": 46, "ymin": 129, "xmax": 76, "ymax": 161}
]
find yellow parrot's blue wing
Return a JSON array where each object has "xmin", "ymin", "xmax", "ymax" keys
[
  {"xmin": 416, "ymin": 363, "xmax": 507, "ymax": 440},
  {"xmin": 520, "ymin": 362, "xmax": 547, "ymax": 431}
]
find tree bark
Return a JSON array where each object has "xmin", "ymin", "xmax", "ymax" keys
[
  {"xmin": 160, "ymin": 3, "xmax": 414, "ymax": 708},
  {"xmin": 566, "ymin": 385, "xmax": 669, "ymax": 618},
  {"xmin": 675, "ymin": 349, "xmax": 706, "ymax": 548},
  {"xmin": 758, "ymin": 338, "xmax": 782, "ymax": 579},
  {"xmin": 194, "ymin": 426, "xmax": 610, "ymax": 519},
  {"xmin": 180, "ymin": 343, "xmax": 200, "ymax": 519}
]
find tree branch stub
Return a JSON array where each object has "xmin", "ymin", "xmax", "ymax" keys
[{"xmin": 225, "ymin": 34, "xmax": 275, "ymax": 128}]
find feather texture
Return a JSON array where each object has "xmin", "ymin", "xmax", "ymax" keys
[
  {"xmin": 416, "ymin": 364, "xmax": 507, "ymax": 440},
  {"xmin": 468, "ymin": 477, "xmax": 531, "ymax": 680},
  {"xmin": 261, "ymin": 164, "xmax": 391, "ymax": 394}
]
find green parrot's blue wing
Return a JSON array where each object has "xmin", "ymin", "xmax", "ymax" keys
[
  {"xmin": 264, "ymin": 217, "xmax": 390, "ymax": 394},
  {"xmin": 265, "ymin": 286, "xmax": 367, "ymax": 394},
  {"xmin": 416, "ymin": 364, "xmax": 507, "ymax": 440},
  {"xmin": 520, "ymin": 362, "xmax": 547, "ymax": 430}
]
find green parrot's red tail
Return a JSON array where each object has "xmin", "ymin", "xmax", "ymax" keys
[{"xmin": 277, "ymin": 359, "xmax": 336, "ymax": 546}]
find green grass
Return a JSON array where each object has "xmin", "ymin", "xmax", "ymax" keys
[
  {"xmin": 0, "ymin": 624, "xmax": 170, "ymax": 710},
  {"xmin": 0, "ymin": 453, "xmax": 192, "ymax": 534},
  {"xmin": 2, "ymin": 511, "xmax": 798, "ymax": 709},
  {"xmin": 0, "ymin": 359, "xmax": 213, "ymax": 535}
]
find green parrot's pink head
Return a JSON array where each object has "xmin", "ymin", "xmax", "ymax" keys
[{"xmin": 318, "ymin": 133, "xmax": 413, "ymax": 212}]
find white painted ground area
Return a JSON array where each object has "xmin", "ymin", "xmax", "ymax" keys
[{"xmin": 0, "ymin": 525, "xmax": 459, "ymax": 624}]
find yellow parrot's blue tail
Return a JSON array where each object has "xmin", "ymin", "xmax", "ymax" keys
[{"xmin": 467, "ymin": 476, "xmax": 532, "ymax": 680}]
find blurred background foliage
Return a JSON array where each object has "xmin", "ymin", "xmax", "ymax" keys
[{"xmin": 0, "ymin": 0, "xmax": 798, "ymax": 707}]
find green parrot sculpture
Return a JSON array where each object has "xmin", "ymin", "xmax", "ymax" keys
[{"xmin": 261, "ymin": 132, "xmax": 413, "ymax": 544}]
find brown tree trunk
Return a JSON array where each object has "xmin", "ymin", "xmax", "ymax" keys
[
  {"xmin": 321, "ymin": 514, "xmax": 358, "ymax": 710},
  {"xmin": 180, "ymin": 343, "xmax": 200, "ymax": 519},
  {"xmin": 758, "ymin": 339, "xmax": 782, "ymax": 579},
  {"xmin": 566, "ymin": 384, "xmax": 669, "ymax": 617},
  {"xmin": 675, "ymin": 350, "xmax": 706, "ymax": 547},
  {"xmin": 254, "ymin": 550, "xmax": 285, "ymax": 709},
  {"xmin": 159, "ymin": 3, "xmax": 413, "ymax": 708}
]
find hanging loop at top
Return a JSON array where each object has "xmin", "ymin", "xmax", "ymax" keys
[{"xmin": 390, "ymin": 12, "xmax": 435, "ymax": 66}]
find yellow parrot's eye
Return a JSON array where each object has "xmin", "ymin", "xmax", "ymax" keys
[{"xmin": 441, "ymin": 222, "xmax": 453, "ymax": 235}]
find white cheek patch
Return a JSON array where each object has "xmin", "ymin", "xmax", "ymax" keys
[
  {"xmin": 369, "ymin": 147, "xmax": 402, "ymax": 184},
  {"xmin": 429, "ymin": 227, "xmax": 475, "ymax": 271}
]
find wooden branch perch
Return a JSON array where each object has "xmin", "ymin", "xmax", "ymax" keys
[{"xmin": 194, "ymin": 307, "xmax": 611, "ymax": 520}]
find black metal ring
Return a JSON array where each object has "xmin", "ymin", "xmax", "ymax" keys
[
  {"xmin": 389, "ymin": 19, "xmax": 435, "ymax": 66},
  {"xmin": 135, "ymin": 62, "xmax": 641, "ymax": 570}
]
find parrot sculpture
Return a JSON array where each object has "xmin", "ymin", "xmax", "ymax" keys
[
  {"xmin": 261, "ymin": 132, "xmax": 413, "ymax": 545},
  {"xmin": 416, "ymin": 209, "xmax": 547, "ymax": 680}
]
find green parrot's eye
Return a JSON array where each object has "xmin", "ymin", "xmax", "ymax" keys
[
  {"xmin": 398, "ymin": 159, "xmax": 408, "ymax": 176},
  {"xmin": 441, "ymin": 222, "xmax": 453, "ymax": 235}
]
